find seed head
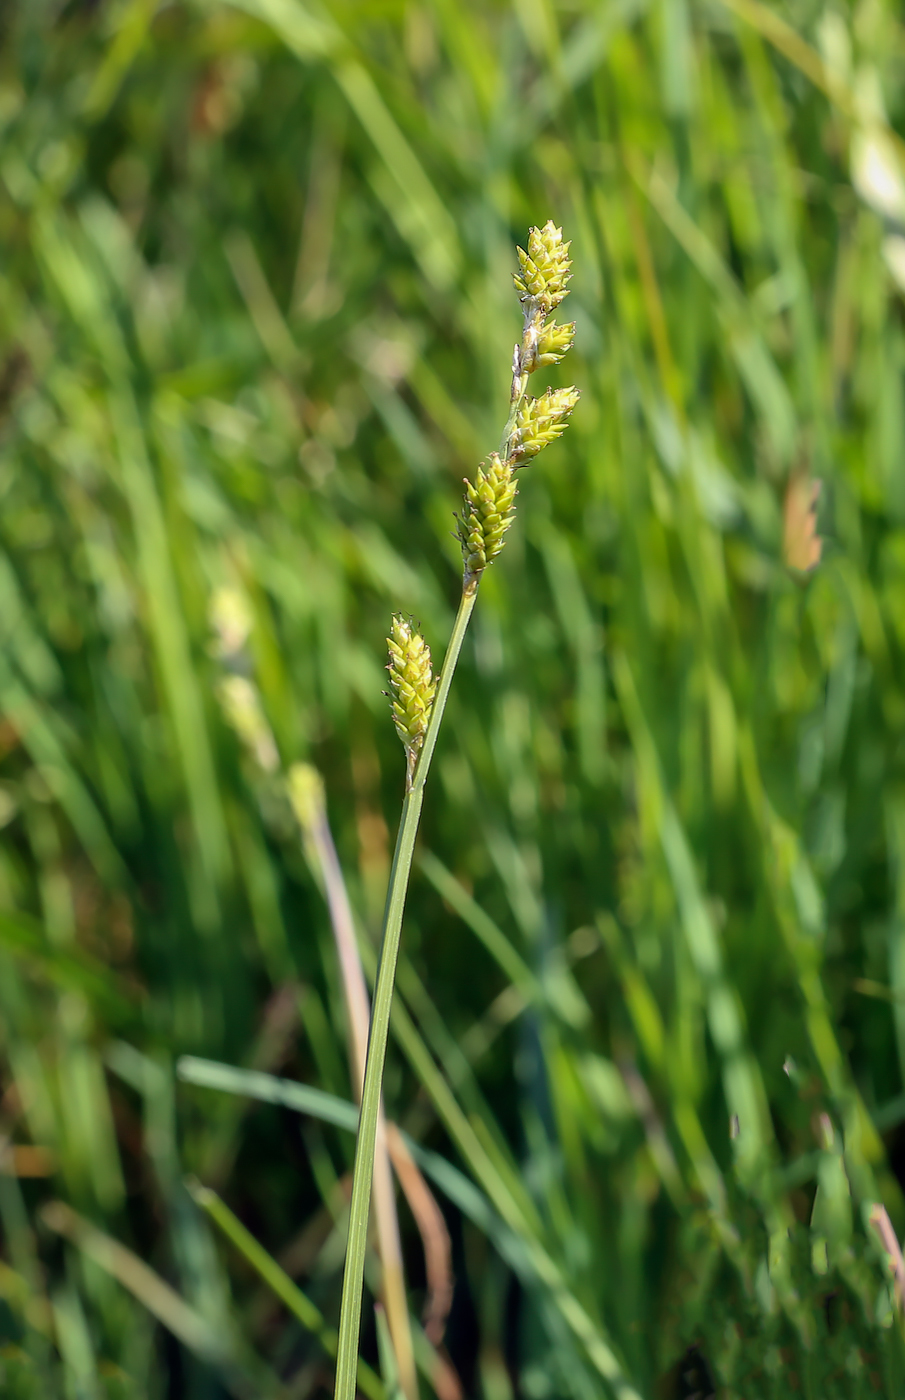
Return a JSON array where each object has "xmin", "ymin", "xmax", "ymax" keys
[
  {"xmin": 510, "ymin": 386, "xmax": 580, "ymax": 464},
  {"xmin": 457, "ymin": 453, "xmax": 518, "ymax": 581},
  {"xmin": 513, "ymin": 221, "xmax": 573, "ymax": 315},
  {"xmin": 386, "ymin": 616, "xmax": 436, "ymax": 778},
  {"xmin": 524, "ymin": 319, "xmax": 576, "ymax": 374}
]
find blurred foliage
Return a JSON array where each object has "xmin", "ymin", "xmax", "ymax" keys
[{"xmin": 2, "ymin": 0, "xmax": 905, "ymax": 1395}]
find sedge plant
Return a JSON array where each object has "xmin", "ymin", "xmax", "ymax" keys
[{"xmin": 333, "ymin": 223, "xmax": 579, "ymax": 1397}]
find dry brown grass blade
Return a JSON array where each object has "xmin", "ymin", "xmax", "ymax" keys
[
  {"xmin": 386, "ymin": 1124, "xmax": 454, "ymax": 1347},
  {"xmin": 386, "ymin": 1124, "xmax": 462, "ymax": 1400},
  {"xmin": 783, "ymin": 474, "xmax": 822, "ymax": 573},
  {"xmin": 0, "ymin": 1140, "xmax": 55, "ymax": 1177},
  {"xmin": 868, "ymin": 1203, "xmax": 905, "ymax": 1310}
]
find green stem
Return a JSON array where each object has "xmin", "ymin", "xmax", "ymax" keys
[
  {"xmin": 499, "ymin": 305, "xmax": 542, "ymax": 463},
  {"xmin": 333, "ymin": 583, "xmax": 478, "ymax": 1400},
  {"xmin": 187, "ymin": 1179, "xmax": 385, "ymax": 1400},
  {"xmin": 500, "ymin": 368, "xmax": 528, "ymax": 462}
]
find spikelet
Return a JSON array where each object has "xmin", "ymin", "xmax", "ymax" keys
[
  {"xmin": 457, "ymin": 453, "xmax": 518, "ymax": 581},
  {"xmin": 513, "ymin": 221, "xmax": 573, "ymax": 315},
  {"xmin": 386, "ymin": 616, "xmax": 436, "ymax": 783},
  {"xmin": 509, "ymin": 386, "xmax": 580, "ymax": 464},
  {"xmin": 533, "ymin": 319, "xmax": 576, "ymax": 370}
]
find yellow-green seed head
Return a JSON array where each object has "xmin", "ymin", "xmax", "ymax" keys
[
  {"xmin": 513, "ymin": 221, "xmax": 573, "ymax": 314},
  {"xmin": 457, "ymin": 453, "xmax": 518, "ymax": 579},
  {"xmin": 524, "ymin": 319, "xmax": 576, "ymax": 373},
  {"xmin": 510, "ymin": 386, "xmax": 580, "ymax": 463},
  {"xmin": 535, "ymin": 319, "xmax": 576, "ymax": 368},
  {"xmin": 386, "ymin": 616, "xmax": 436, "ymax": 765}
]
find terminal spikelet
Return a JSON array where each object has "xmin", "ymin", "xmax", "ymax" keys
[
  {"xmin": 457, "ymin": 452, "xmax": 518, "ymax": 581},
  {"xmin": 386, "ymin": 616, "xmax": 436, "ymax": 783},
  {"xmin": 510, "ymin": 386, "xmax": 580, "ymax": 464},
  {"xmin": 513, "ymin": 221, "xmax": 573, "ymax": 315}
]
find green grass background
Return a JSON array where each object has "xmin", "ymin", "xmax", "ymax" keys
[{"xmin": 2, "ymin": 0, "xmax": 905, "ymax": 1395}]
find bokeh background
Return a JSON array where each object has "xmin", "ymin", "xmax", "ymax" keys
[{"xmin": 3, "ymin": 0, "xmax": 905, "ymax": 1396}]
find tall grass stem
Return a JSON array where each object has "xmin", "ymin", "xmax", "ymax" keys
[{"xmin": 333, "ymin": 584, "xmax": 478, "ymax": 1399}]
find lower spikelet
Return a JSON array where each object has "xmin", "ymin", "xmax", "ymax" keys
[
  {"xmin": 386, "ymin": 616, "xmax": 436, "ymax": 781},
  {"xmin": 457, "ymin": 453, "xmax": 518, "ymax": 580}
]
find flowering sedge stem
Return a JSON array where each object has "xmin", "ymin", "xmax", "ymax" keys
[
  {"xmin": 333, "ymin": 583, "xmax": 478, "ymax": 1400},
  {"xmin": 336, "ymin": 221, "xmax": 577, "ymax": 1396}
]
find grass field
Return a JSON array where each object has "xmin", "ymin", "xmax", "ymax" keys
[{"xmin": 2, "ymin": 0, "xmax": 905, "ymax": 1395}]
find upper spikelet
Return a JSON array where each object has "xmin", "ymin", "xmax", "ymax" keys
[
  {"xmin": 449, "ymin": 222, "xmax": 578, "ymax": 589},
  {"xmin": 513, "ymin": 221, "xmax": 573, "ymax": 315}
]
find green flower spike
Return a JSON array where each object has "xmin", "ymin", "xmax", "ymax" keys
[
  {"xmin": 457, "ymin": 452, "xmax": 518, "ymax": 584},
  {"xmin": 513, "ymin": 220, "xmax": 573, "ymax": 316},
  {"xmin": 510, "ymin": 385, "xmax": 580, "ymax": 463},
  {"xmin": 386, "ymin": 615, "xmax": 436, "ymax": 786},
  {"xmin": 532, "ymin": 318, "xmax": 576, "ymax": 370}
]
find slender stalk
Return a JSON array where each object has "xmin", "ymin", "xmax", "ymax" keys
[
  {"xmin": 298, "ymin": 771, "xmax": 418, "ymax": 1399},
  {"xmin": 187, "ymin": 1180, "xmax": 386, "ymax": 1400},
  {"xmin": 333, "ymin": 584, "xmax": 477, "ymax": 1400},
  {"xmin": 500, "ymin": 365, "xmax": 529, "ymax": 463}
]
